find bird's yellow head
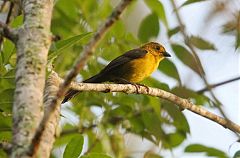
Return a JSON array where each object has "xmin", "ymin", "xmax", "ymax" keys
[{"xmin": 141, "ymin": 42, "xmax": 171, "ymax": 58}]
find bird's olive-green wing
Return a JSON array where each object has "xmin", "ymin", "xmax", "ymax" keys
[{"xmin": 100, "ymin": 48, "xmax": 147, "ymax": 74}]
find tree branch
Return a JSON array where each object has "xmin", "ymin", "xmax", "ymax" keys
[
  {"xmin": 0, "ymin": 21, "xmax": 17, "ymax": 42},
  {"xmin": 5, "ymin": 1, "xmax": 14, "ymax": 24},
  {"xmin": 198, "ymin": 76, "xmax": 240, "ymax": 93},
  {"xmin": 66, "ymin": 82, "xmax": 240, "ymax": 134},
  {"xmin": 29, "ymin": 0, "xmax": 133, "ymax": 156},
  {"xmin": 0, "ymin": 1, "xmax": 14, "ymax": 49},
  {"xmin": 11, "ymin": 0, "xmax": 54, "ymax": 157},
  {"xmin": 33, "ymin": 73, "xmax": 239, "ymax": 134},
  {"xmin": 60, "ymin": 124, "xmax": 97, "ymax": 137},
  {"xmin": 36, "ymin": 72, "xmax": 61, "ymax": 158},
  {"xmin": 0, "ymin": 1, "xmax": 7, "ymax": 12}
]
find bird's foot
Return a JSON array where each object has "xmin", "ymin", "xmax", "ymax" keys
[
  {"xmin": 113, "ymin": 78, "xmax": 149, "ymax": 94},
  {"xmin": 131, "ymin": 83, "xmax": 141, "ymax": 94},
  {"xmin": 136, "ymin": 83, "xmax": 150, "ymax": 93}
]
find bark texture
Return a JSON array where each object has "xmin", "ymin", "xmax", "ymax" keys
[
  {"xmin": 36, "ymin": 72, "xmax": 61, "ymax": 157},
  {"xmin": 11, "ymin": 0, "xmax": 53, "ymax": 157}
]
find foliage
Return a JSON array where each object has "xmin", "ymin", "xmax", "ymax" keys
[
  {"xmin": 0, "ymin": 0, "xmax": 238, "ymax": 157},
  {"xmin": 138, "ymin": 13, "xmax": 159, "ymax": 42},
  {"xmin": 185, "ymin": 144, "xmax": 228, "ymax": 158},
  {"xmin": 63, "ymin": 135, "xmax": 84, "ymax": 158}
]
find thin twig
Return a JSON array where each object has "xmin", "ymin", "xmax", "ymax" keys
[
  {"xmin": 35, "ymin": 72, "xmax": 61, "ymax": 158},
  {"xmin": 29, "ymin": 0, "xmax": 133, "ymax": 156},
  {"xmin": 83, "ymin": 138, "xmax": 100, "ymax": 155},
  {"xmin": 0, "ymin": 1, "xmax": 7, "ymax": 50},
  {"xmin": 198, "ymin": 76, "xmax": 240, "ymax": 93},
  {"xmin": 65, "ymin": 82, "xmax": 240, "ymax": 134},
  {"xmin": 60, "ymin": 124, "xmax": 97, "ymax": 136},
  {"xmin": 0, "ymin": 21, "xmax": 17, "ymax": 42},
  {"xmin": 0, "ymin": 1, "xmax": 16, "ymax": 47},
  {"xmin": 0, "ymin": 0, "xmax": 8, "ymax": 13},
  {"xmin": 5, "ymin": 1, "xmax": 14, "ymax": 24}
]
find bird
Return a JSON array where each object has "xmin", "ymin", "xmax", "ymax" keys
[{"xmin": 62, "ymin": 42, "xmax": 171, "ymax": 103}]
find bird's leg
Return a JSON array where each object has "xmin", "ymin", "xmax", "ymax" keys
[{"xmin": 113, "ymin": 78, "xmax": 141, "ymax": 93}]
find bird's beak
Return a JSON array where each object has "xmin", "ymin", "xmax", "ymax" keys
[{"xmin": 163, "ymin": 52, "xmax": 171, "ymax": 57}]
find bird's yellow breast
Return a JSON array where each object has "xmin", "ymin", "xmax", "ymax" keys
[{"xmin": 121, "ymin": 52, "xmax": 163, "ymax": 82}]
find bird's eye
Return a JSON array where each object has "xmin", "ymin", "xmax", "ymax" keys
[{"xmin": 156, "ymin": 46, "xmax": 160, "ymax": 50}]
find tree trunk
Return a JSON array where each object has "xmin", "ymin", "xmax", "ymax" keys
[{"xmin": 11, "ymin": 0, "xmax": 54, "ymax": 157}]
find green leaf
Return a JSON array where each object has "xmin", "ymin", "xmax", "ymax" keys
[
  {"xmin": 10, "ymin": 15, "xmax": 23, "ymax": 28},
  {"xmin": 81, "ymin": 153, "xmax": 112, "ymax": 158},
  {"xmin": 112, "ymin": 93, "xmax": 145, "ymax": 108},
  {"xmin": 0, "ymin": 113, "xmax": 12, "ymax": 133},
  {"xmin": 185, "ymin": 144, "xmax": 228, "ymax": 158},
  {"xmin": 0, "ymin": 57, "xmax": 6, "ymax": 76},
  {"xmin": 2, "ymin": 39, "xmax": 15, "ymax": 64},
  {"xmin": 222, "ymin": 20, "xmax": 236, "ymax": 34},
  {"xmin": 162, "ymin": 102, "xmax": 190, "ymax": 133},
  {"xmin": 0, "ymin": 149, "xmax": 8, "ymax": 158},
  {"xmin": 129, "ymin": 116, "xmax": 145, "ymax": 133},
  {"xmin": 181, "ymin": 0, "xmax": 207, "ymax": 7},
  {"xmin": 144, "ymin": 0, "xmax": 168, "ymax": 27},
  {"xmin": 144, "ymin": 77, "xmax": 170, "ymax": 92},
  {"xmin": 0, "ymin": 89, "xmax": 14, "ymax": 113},
  {"xmin": 171, "ymin": 44, "xmax": 204, "ymax": 76},
  {"xmin": 233, "ymin": 150, "xmax": 240, "ymax": 158},
  {"xmin": 158, "ymin": 59, "xmax": 181, "ymax": 84},
  {"xmin": 54, "ymin": 133, "xmax": 80, "ymax": 147},
  {"xmin": 190, "ymin": 36, "xmax": 216, "ymax": 50},
  {"xmin": 172, "ymin": 86, "xmax": 211, "ymax": 105},
  {"xmin": 138, "ymin": 13, "xmax": 159, "ymax": 42},
  {"xmin": 108, "ymin": 105, "xmax": 132, "ymax": 118},
  {"xmin": 165, "ymin": 132, "xmax": 186, "ymax": 148},
  {"xmin": 63, "ymin": 135, "xmax": 84, "ymax": 158},
  {"xmin": 86, "ymin": 132, "xmax": 103, "ymax": 154},
  {"xmin": 141, "ymin": 112, "xmax": 164, "ymax": 141},
  {"xmin": 168, "ymin": 26, "xmax": 181, "ymax": 37},
  {"xmin": 0, "ymin": 69, "xmax": 15, "ymax": 92},
  {"xmin": 144, "ymin": 151, "xmax": 163, "ymax": 158},
  {"xmin": 48, "ymin": 32, "xmax": 92, "ymax": 60},
  {"xmin": 0, "ymin": 69, "xmax": 15, "ymax": 112}
]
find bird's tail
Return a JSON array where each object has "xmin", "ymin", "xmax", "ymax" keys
[
  {"xmin": 62, "ymin": 73, "xmax": 106, "ymax": 103},
  {"xmin": 62, "ymin": 89, "xmax": 79, "ymax": 103}
]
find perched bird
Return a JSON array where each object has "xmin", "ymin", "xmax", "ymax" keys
[{"xmin": 62, "ymin": 42, "xmax": 171, "ymax": 103}]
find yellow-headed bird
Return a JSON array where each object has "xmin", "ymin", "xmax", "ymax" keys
[{"xmin": 63, "ymin": 42, "xmax": 171, "ymax": 103}]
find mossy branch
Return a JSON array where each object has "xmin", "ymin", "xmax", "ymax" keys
[{"xmin": 11, "ymin": 0, "xmax": 54, "ymax": 157}]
